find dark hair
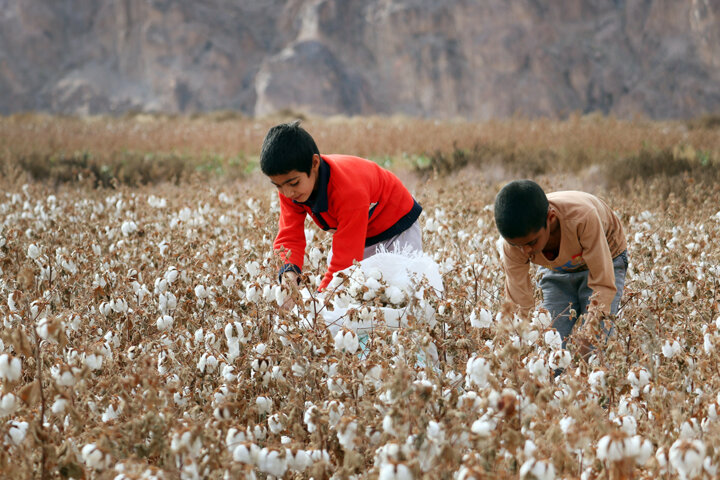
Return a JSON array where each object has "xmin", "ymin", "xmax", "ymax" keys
[
  {"xmin": 494, "ymin": 179, "xmax": 549, "ymax": 239},
  {"xmin": 260, "ymin": 121, "xmax": 320, "ymax": 176}
]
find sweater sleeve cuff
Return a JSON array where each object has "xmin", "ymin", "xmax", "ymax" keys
[{"xmin": 278, "ymin": 263, "xmax": 302, "ymax": 283}]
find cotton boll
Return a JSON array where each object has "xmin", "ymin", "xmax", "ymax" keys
[
  {"xmin": 669, "ymin": 439, "xmax": 705, "ymax": 479},
  {"xmin": 257, "ymin": 447, "xmax": 288, "ymax": 478},
  {"xmin": 256, "ymin": 396, "xmax": 273, "ymax": 415},
  {"xmin": 51, "ymin": 397, "xmax": 68, "ymax": 415},
  {"xmin": 164, "ymin": 267, "xmax": 179, "ymax": 283},
  {"xmin": 337, "ymin": 417, "xmax": 358, "ymax": 451},
  {"xmin": 334, "ymin": 329, "xmax": 359, "ymax": 354},
  {"xmin": 27, "ymin": 243, "xmax": 41, "ymax": 259},
  {"xmin": 470, "ymin": 309, "xmax": 493, "ymax": 329},
  {"xmin": 465, "ymin": 356, "xmax": 491, "ymax": 389},
  {"xmin": 471, "ymin": 416, "xmax": 496, "ymax": 437},
  {"xmin": 544, "ymin": 330, "xmax": 562, "ymax": 350},
  {"xmin": 588, "ymin": 370, "xmax": 606, "ymax": 393},
  {"xmin": 156, "ymin": 315, "xmax": 174, "ymax": 331},
  {"xmin": 0, "ymin": 393, "xmax": 18, "ymax": 417},
  {"xmin": 527, "ymin": 357, "xmax": 550, "ymax": 381},
  {"xmin": 194, "ymin": 284, "xmax": 208, "ymax": 299},
  {"xmin": 51, "ymin": 365, "xmax": 77, "ymax": 387},
  {"xmin": 628, "ymin": 367, "xmax": 651, "ymax": 397},
  {"xmin": 120, "ymin": 220, "xmax": 137, "ymax": 236},
  {"xmin": 268, "ymin": 413, "xmax": 284, "ymax": 434},
  {"xmin": 287, "ymin": 448, "xmax": 313, "ymax": 472},
  {"xmin": 0, "ymin": 354, "xmax": 22, "ymax": 381},
  {"xmin": 81, "ymin": 443, "xmax": 113, "ymax": 470},
  {"xmin": 84, "ymin": 353, "xmax": 103, "ymax": 371},
  {"xmin": 385, "ymin": 285, "xmax": 406, "ymax": 305},
  {"xmin": 662, "ymin": 339, "xmax": 682, "ymax": 358},
  {"xmin": 232, "ymin": 443, "xmax": 256, "ymax": 464},
  {"xmin": 245, "ymin": 284, "xmax": 260, "ymax": 303},
  {"xmin": 5, "ymin": 421, "xmax": 29, "ymax": 446},
  {"xmin": 378, "ymin": 461, "xmax": 413, "ymax": 480},
  {"xmin": 548, "ymin": 350, "xmax": 571, "ymax": 370},
  {"xmin": 519, "ymin": 459, "xmax": 555, "ymax": 480}
]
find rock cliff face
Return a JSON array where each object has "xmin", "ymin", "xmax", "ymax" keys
[{"xmin": 1, "ymin": 0, "xmax": 719, "ymax": 119}]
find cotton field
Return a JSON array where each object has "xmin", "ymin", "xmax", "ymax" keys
[{"xmin": 0, "ymin": 173, "xmax": 719, "ymax": 480}]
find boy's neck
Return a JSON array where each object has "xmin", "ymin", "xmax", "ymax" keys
[{"xmin": 542, "ymin": 217, "xmax": 561, "ymax": 258}]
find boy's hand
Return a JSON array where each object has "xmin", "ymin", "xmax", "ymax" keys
[{"xmin": 281, "ymin": 271, "xmax": 300, "ymax": 311}]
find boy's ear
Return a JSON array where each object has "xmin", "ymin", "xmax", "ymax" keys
[
  {"xmin": 546, "ymin": 209, "xmax": 556, "ymax": 226},
  {"xmin": 310, "ymin": 154, "xmax": 321, "ymax": 173}
]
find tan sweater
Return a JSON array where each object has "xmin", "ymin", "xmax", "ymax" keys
[{"xmin": 501, "ymin": 191, "xmax": 627, "ymax": 314}]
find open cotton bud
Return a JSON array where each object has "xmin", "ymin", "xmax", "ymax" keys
[
  {"xmin": 470, "ymin": 308, "xmax": 493, "ymax": 328},
  {"xmin": 257, "ymin": 447, "xmax": 288, "ymax": 478},
  {"xmin": 465, "ymin": 356, "xmax": 491, "ymax": 389},
  {"xmin": 519, "ymin": 459, "xmax": 555, "ymax": 480},
  {"xmin": 120, "ymin": 220, "xmax": 137, "ymax": 236},
  {"xmin": 197, "ymin": 353, "xmax": 218, "ymax": 373},
  {"xmin": 156, "ymin": 315, "xmax": 174, "ymax": 331},
  {"xmin": 7, "ymin": 291, "xmax": 19, "ymax": 312},
  {"xmin": 669, "ymin": 439, "xmax": 706, "ymax": 480},
  {"xmin": 287, "ymin": 448, "xmax": 313, "ymax": 472},
  {"xmin": 0, "ymin": 354, "xmax": 22, "ymax": 381},
  {"xmin": 232, "ymin": 442, "xmax": 258, "ymax": 464},
  {"xmin": 544, "ymin": 330, "xmax": 562, "ymax": 350},
  {"xmin": 385, "ymin": 285, "xmax": 406, "ymax": 305},
  {"xmin": 588, "ymin": 370, "xmax": 606, "ymax": 393},
  {"xmin": 194, "ymin": 284, "xmax": 208, "ymax": 299},
  {"xmin": 5, "ymin": 421, "xmax": 29, "ymax": 445},
  {"xmin": 84, "ymin": 353, "xmax": 104, "ymax": 371},
  {"xmin": 378, "ymin": 461, "xmax": 413, "ymax": 480},
  {"xmin": 0, "ymin": 393, "xmax": 18, "ymax": 417},
  {"xmin": 27, "ymin": 244, "xmax": 41, "ymax": 259},
  {"xmin": 51, "ymin": 364, "xmax": 77, "ymax": 387},
  {"xmin": 268, "ymin": 413, "xmax": 285, "ymax": 434},
  {"xmin": 337, "ymin": 417, "xmax": 358, "ymax": 451},
  {"xmin": 627, "ymin": 367, "xmax": 651, "ymax": 397},
  {"xmin": 81, "ymin": 443, "xmax": 113, "ymax": 470},
  {"xmin": 334, "ymin": 329, "xmax": 359, "ymax": 354},
  {"xmin": 662, "ymin": 339, "xmax": 682, "ymax": 358},
  {"xmin": 548, "ymin": 350, "xmax": 571, "ymax": 370},
  {"xmin": 51, "ymin": 397, "xmax": 68, "ymax": 415},
  {"xmin": 164, "ymin": 267, "xmax": 179, "ymax": 283},
  {"xmin": 256, "ymin": 396, "xmax": 273, "ymax": 415}
]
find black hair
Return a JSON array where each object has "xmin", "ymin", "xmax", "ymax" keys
[
  {"xmin": 494, "ymin": 179, "xmax": 549, "ymax": 239},
  {"xmin": 260, "ymin": 120, "xmax": 320, "ymax": 176}
]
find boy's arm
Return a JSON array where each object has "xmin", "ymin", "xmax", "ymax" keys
[
  {"xmin": 275, "ymin": 194, "xmax": 308, "ymax": 275},
  {"xmin": 318, "ymin": 203, "xmax": 369, "ymax": 290},
  {"xmin": 578, "ymin": 211, "xmax": 617, "ymax": 313},
  {"xmin": 501, "ymin": 241, "xmax": 535, "ymax": 314}
]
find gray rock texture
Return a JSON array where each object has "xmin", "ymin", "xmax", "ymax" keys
[{"xmin": 1, "ymin": 0, "xmax": 719, "ymax": 119}]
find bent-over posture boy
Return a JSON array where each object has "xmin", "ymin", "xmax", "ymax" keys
[
  {"xmin": 493, "ymin": 179, "xmax": 627, "ymax": 346},
  {"xmin": 261, "ymin": 121, "xmax": 422, "ymax": 291}
]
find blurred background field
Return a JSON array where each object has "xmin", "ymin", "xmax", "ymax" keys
[{"xmin": 1, "ymin": 113, "xmax": 719, "ymax": 194}]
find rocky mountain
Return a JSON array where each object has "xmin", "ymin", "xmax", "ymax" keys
[{"xmin": 1, "ymin": 0, "xmax": 719, "ymax": 119}]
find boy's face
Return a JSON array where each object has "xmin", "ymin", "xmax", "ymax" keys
[
  {"xmin": 268, "ymin": 154, "xmax": 320, "ymax": 203},
  {"xmin": 505, "ymin": 211, "xmax": 555, "ymax": 257}
]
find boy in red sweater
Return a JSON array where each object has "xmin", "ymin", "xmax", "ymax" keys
[{"xmin": 261, "ymin": 121, "xmax": 423, "ymax": 291}]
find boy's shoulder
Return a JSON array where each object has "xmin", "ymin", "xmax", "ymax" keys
[
  {"xmin": 324, "ymin": 154, "xmax": 378, "ymax": 170},
  {"xmin": 548, "ymin": 191, "xmax": 609, "ymax": 214}
]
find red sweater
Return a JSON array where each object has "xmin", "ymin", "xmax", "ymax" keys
[{"xmin": 274, "ymin": 154, "xmax": 422, "ymax": 290}]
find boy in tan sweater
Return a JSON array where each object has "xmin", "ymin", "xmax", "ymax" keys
[{"xmin": 494, "ymin": 180, "xmax": 627, "ymax": 347}]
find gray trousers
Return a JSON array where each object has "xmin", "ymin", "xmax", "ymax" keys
[
  {"xmin": 327, "ymin": 220, "xmax": 423, "ymax": 265},
  {"xmin": 538, "ymin": 250, "xmax": 628, "ymax": 346},
  {"xmin": 364, "ymin": 220, "xmax": 423, "ymax": 257}
]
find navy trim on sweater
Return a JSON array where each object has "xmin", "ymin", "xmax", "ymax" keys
[
  {"xmin": 278, "ymin": 263, "xmax": 302, "ymax": 283},
  {"xmin": 365, "ymin": 199, "xmax": 422, "ymax": 247}
]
